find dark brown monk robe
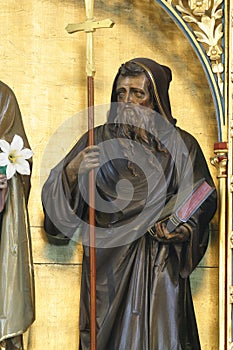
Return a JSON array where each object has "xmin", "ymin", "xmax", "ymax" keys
[{"xmin": 42, "ymin": 58, "xmax": 217, "ymax": 350}]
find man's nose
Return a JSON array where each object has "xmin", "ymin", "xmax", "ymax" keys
[{"xmin": 125, "ymin": 92, "xmax": 132, "ymax": 103}]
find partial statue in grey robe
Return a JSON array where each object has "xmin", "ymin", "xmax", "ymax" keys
[{"xmin": 0, "ymin": 82, "xmax": 35, "ymax": 350}]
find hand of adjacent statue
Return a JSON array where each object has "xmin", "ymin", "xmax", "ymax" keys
[
  {"xmin": 65, "ymin": 145, "xmax": 100, "ymax": 187},
  {"xmin": 0, "ymin": 174, "xmax": 7, "ymax": 189},
  {"xmin": 153, "ymin": 222, "xmax": 191, "ymax": 243},
  {"xmin": 0, "ymin": 174, "xmax": 8, "ymax": 213}
]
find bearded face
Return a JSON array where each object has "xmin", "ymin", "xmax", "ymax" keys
[
  {"xmin": 110, "ymin": 73, "xmax": 168, "ymax": 177},
  {"xmin": 114, "ymin": 103, "xmax": 158, "ymax": 148},
  {"xmin": 114, "ymin": 72, "xmax": 157, "ymax": 147},
  {"xmin": 112, "ymin": 104, "xmax": 168, "ymax": 178}
]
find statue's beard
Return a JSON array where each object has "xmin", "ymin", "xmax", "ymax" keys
[
  {"xmin": 114, "ymin": 104, "xmax": 165, "ymax": 150},
  {"xmin": 113, "ymin": 104, "xmax": 167, "ymax": 174}
]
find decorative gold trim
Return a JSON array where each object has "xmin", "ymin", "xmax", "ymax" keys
[
  {"xmin": 159, "ymin": 0, "xmax": 226, "ymax": 137},
  {"xmin": 230, "ymin": 175, "xmax": 233, "ymax": 192},
  {"xmin": 210, "ymin": 143, "xmax": 228, "ymax": 178},
  {"xmin": 210, "ymin": 142, "xmax": 228, "ymax": 349},
  {"xmin": 167, "ymin": 0, "xmax": 224, "ymax": 95},
  {"xmin": 230, "ymin": 120, "xmax": 233, "ymax": 138},
  {"xmin": 227, "ymin": 1, "xmax": 233, "ymax": 348},
  {"xmin": 230, "ymin": 232, "xmax": 233, "ymax": 249},
  {"xmin": 230, "ymin": 286, "xmax": 233, "ymax": 303}
]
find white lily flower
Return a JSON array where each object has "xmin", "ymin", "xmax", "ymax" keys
[{"xmin": 0, "ymin": 134, "xmax": 33, "ymax": 179}]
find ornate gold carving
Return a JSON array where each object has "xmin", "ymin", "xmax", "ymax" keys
[
  {"xmin": 168, "ymin": 0, "xmax": 224, "ymax": 94},
  {"xmin": 210, "ymin": 142, "xmax": 228, "ymax": 178},
  {"xmin": 230, "ymin": 231, "xmax": 233, "ymax": 249},
  {"xmin": 230, "ymin": 286, "xmax": 233, "ymax": 303},
  {"xmin": 230, "ymin": 175, "xmax": 233, "ymax": 192},
  {"xmin": 230, "ymin": 120, "xmax": 233, "ymax": 138},
  {"xmin": 188, "ymin": 0, "xmax": 211, "ymax": 16}
]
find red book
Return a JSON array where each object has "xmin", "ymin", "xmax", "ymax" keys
[{"xmin": 148, "ymin": 179, "xmax": 215, "ymax": 235}]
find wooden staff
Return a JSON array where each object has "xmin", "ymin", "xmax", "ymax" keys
[{"xmin": 66, "ymin": 2, "xmax": 114, "ymax": 349}]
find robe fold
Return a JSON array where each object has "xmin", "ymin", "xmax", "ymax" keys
[{"xmin": 42, "ymin": 121, "xmax": 216, "ymax": 350}]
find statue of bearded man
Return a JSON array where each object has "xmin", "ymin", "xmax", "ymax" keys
[{"xmin": 42, "ymin": 58, "xmax": 217, "ymax": 350}]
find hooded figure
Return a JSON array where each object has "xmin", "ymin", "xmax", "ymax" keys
[
  {"xmin": 0, "ymin": 82, "xmax": 35, "ymax": 350},
  {"xmin": 42, "ymin": 58, "xmax": 217, "ymax": 349}
]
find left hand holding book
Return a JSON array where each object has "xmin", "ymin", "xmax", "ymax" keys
[
  {"xmin": 0, "ymin": 166, "xmax": 8, "ymax": 213},
  {"xmin": 147, "ymin": 179, "xmax": 214, "ymax": 242},
  {"xmin": 151, "ymin": 221, "xmax": 191, "ymax": 243}
]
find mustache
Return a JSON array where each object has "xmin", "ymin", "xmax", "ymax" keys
[
  {"xmin": 112, "ymin": 104, "xmax": 167, "ymax": 175},
  {"xmin": 114, "ymin": 104, "xmax": 158, "ymax": 146},
  {"xmin": 114, "ymin": 104, "xmax": 156, "ymax": 127},
  {"xmin": 113, "ymin": 104, "xmax": 167, "ymax": 159}
]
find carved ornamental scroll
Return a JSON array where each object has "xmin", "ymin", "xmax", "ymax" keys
[{"xmin": 168, "ymin": 0, "xmax": 224, "ymax": 94}]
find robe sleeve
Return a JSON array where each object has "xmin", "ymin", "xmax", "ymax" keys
[
  {"xmin": 175, "ymin": 129, "xmax": 217, "ymax": 278},
  {"xmin": 42, "ymin": 133, "xmax": 88, "ymax": 245}
]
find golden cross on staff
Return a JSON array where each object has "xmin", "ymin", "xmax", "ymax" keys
[
  {"xmin": 66, "ymin": 1, "xmax": 114, "ymax": 77},
  {"xmin": 66, "ymin": 1, "xmax": 114, "ymax": 349}
]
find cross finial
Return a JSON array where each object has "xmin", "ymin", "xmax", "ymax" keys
[{"xmin": 65, "ymin": 0, "xmax": 114, "ymax": 77}]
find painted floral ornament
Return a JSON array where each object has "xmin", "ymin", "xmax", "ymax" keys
[{"xmin": 0, "ymin": 134, "xmax": 33, "ymax": 179}]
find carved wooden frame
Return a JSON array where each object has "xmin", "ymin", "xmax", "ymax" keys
[{"xmin": 154, "ymin": 0, "xmax": 232, "ymax": 348}]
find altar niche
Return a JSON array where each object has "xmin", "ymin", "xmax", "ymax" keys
[{"xmin": 0, "ymin": 1, "xmax": 220, "ymax": 349}]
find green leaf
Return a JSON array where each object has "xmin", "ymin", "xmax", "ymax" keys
[{"xmin": 0, "ymin": 166, "xmax": 7, "ymax": 175}]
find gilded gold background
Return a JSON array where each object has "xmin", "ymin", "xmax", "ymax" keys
[{"xmin": 0, "ymin": 1, "xmax": 219, "ymax": 349}]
